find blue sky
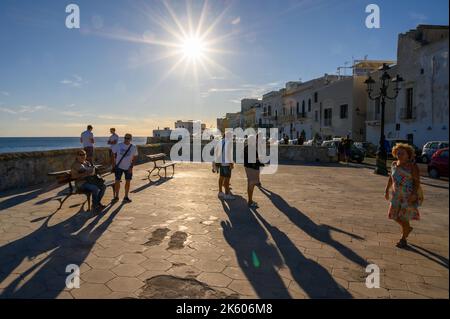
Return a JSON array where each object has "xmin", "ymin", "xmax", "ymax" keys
[{"xmin": 0, "ymin": 0, "xmax": 448, "ymax": 136}]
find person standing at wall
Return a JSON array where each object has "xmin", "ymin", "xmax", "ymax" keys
[
  {"xmin": 107, "ymin": 128, "xmax": 119, "ymax": 166},
  {"xmin": 80, "ymin": 125, "xmax": 95, "ymax": 164}
]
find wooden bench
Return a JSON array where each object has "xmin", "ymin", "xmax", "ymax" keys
[
  {"xmin": 48, "ymin": 167, "xmax": 114, "ymax": 211},
  {"xmin": 146, "ymin": 153, "xmax": 176, "ymax": 182}
]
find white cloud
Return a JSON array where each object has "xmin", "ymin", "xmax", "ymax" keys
[
  {"xmin": 61, "ymin": 75, "xmax": 86, "ymax": 88},
  {"xmin": 0, "ymin": 105, "xmax": 49, "ymax": 114},
  {"xmin": 409, "ymin": 12, "xmax": 428, "ymax": 22},
  {"xmin": 0, "ymin": 107, "xmax": 17, "ymax": 114},
  {"xmin": 1, "ymin": 91, "xmax": 10, "ymax": 96},
  {"xmin": 231, "ymin": 17, "xmax": 241, "ymax": 25},
  {"xmin": 205, "ymin": 82, "xmax": 282, "ymax": 100}
]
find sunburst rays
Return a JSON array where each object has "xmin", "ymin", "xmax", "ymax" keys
[{"xmin": 88, "ymin": 0, "xmax": 237, "ymax": 89}]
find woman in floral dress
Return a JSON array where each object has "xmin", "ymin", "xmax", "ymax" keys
[{"xmin": 384, "ymin": 143, "xmax": 423, "ymax": 248}]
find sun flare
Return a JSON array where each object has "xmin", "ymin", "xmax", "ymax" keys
[{"xmin": 181, "ymin": 36, "xmax": 206, "ymax": 60}]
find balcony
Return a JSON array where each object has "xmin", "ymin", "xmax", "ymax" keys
[
  {"xmin": 400, "ymin": 107, "xmax": 417, "ymax": 120},
  {"xmin": 296, "ymin": 112, "xmax": 307, "ymax": 119},
  {"xmin": 279, "ymin": 114, "xmax": 296, "ymax": 122}
]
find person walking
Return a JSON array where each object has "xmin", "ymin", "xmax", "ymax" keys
[
  {"xmin": 71, "ymin": 149, "xmax": 106, "ymax": 213},
  {"xmin": 80, "ymin": 125, "xmax": 95, "ymax": 163},
  {"xmin": 112, "ymin": 133, "xmax": 138, "ymax": 203},
  {"xmin": 385, "ymin": 143, "xmax": 423, "ymax": 248},
  {"xmin": 244, "ymin": 135, "xmax": 263, "ymax": 208},
  {"xmin": 214, "ymin": 131, "xmax": 235, "ymax": 200}
]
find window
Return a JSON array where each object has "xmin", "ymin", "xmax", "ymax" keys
[
  {"xmin": 441, "ymin": 150, "xmax": 449, "ymax": 158},
  {"xmin": 315, "ymin": 110, "xmax": 319, "ymax": 122},
  {"xmin": 308, "ymin": 99, "xmax": 311, "ymax": 112},
  {"xmin": 314, "ymin": 92, "xmax": 318, "ymax": 103},
  {"xmin": 268, "ymin": 105, "xmax": 272, "ymax": 116},
  {"xmin": 396, "ymin": 123, "xmax": 401, "ymax": 131},
  {"xmin": 340, "ymin": 104, "xmax": 348, "ymax": 119},
  {"xmin": 302, "ymin": 101, "xmax": 305, "ymax": 114},
  {"xmin": 296, "ymin": 102, "xmax": 299, "ymax": 114},
  {"xmin": 406, "ymin": 88, "xmax": 414, "ymax": 118},
  {"xmin": 407, "ymin": 133, "xmax": 414, "ymax": 145},
  {"xmin": 324, "ymin": 108, "xmax": 332, "ymax": 127}
]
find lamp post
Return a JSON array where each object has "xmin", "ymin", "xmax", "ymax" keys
[{"xmin": 365, "ymin": 63, "xmax": 404, "ymax": 176}]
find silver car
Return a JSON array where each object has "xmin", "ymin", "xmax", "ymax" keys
[{"xmin": 421, "ymin": 141, "xmax": 449, "ymax": 163}]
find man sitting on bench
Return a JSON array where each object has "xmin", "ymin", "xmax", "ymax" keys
[{"xmin": 71, "ymin": 149, "xmax": 107, "ymax": 212}]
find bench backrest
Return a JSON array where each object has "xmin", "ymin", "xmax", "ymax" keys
[
  {"xmin": 147, "ymin": 153, "xmax": 167, "ymax": 161},
  {"xmin": 55, "ymin": 172, "xmax": 74, "ymax": 185}
]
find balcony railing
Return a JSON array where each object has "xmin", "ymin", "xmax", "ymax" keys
[
  {"xmin": 297, "ymin": 112, "xmax": 307, "ymax": 119},
  {"xmin": 279, "ymin": 114, "xmax": 296, "ymax": 122},
  {"xmin": 400, "ymin": 107, "xmax": 417, "ymax": 120}
]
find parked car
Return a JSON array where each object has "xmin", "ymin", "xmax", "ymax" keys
[
  {"xmin": 356, "ymin": 142, "xmax": 377, "ymax": 157},
  {"xmin": 385, "ymin": 139, "xmax": 421, "ymax": 162},
  {"xmin": 428, "ymin": 148, "xmax": 449, "ymax": 179},
  {"xmin": 322, "ymin": 140, "xmax": 365, "ymax": 163},
  {"xmin": 353, "ymin": 142, "xmax": 367, "ymax": 157},
  {"xmin": 421, "ymin": 141, "xmax": 449, "ymax": 164}
]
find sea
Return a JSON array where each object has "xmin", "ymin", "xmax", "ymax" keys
[{"xmin": 0, "ymin": 137, "xmax": 148, "ymax": 154}]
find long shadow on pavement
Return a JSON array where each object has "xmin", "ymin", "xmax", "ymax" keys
[
  {"xmin": 131, "ymin": 178, "xmax": 170, "ymax": 194},
  {"xmin": 407, "ymin": 244, "xmax": 449, "ymax": 269},
  {"xmin": 220, "ymin": 195, "xmax": 292, "ymax": 299},
  {"xmin": 251, "ymin": 209, "xmax": 352, "ymax": 298},
  {"xmin": 0, "ymin": 202, "xmax": 125, "ymax": 298},
  {"xmin": 259, "ymin": 186, "xmax": 368, "ymax": 268}
]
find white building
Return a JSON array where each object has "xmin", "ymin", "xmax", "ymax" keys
[
  {"xmin": 174, "ymin": 120, "xmax": 206, "ymax": 136},
  {"xmin": 366, "ymin": 25, "xmax": 449, "ymax": 148},
  {"xmin": 152, "ymin": 127, "xmax": 172, "ymax": 139}
]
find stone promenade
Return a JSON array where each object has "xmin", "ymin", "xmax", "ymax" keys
[{"xmin": 0, "ymin": 162, "xmax": 448, "ymax": 299}]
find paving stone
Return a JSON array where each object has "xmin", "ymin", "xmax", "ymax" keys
[
  {"xmin": 106, "ymin": 277, "xmax": 144, "ymax": 293},
  {"xmin": 70, "ymin": 283, "xmax": 112, "ymax": 299},
  {"xmin": 197, "ymin": 272, "xmax": 232, "ymax": 287},
  {"xmin": 117, "ymin": 253, "xmax": 147, "ymax": 264},
  {"xmin": 111, "ymin": 264, "xmax": 146, "ymax": 277},
  {"xmin": 82, "ymin": 269, "xmax": 116, "ymax": 284}
]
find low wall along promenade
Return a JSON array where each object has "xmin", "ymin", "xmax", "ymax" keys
[{"xmin": 0, "ymin": 143, "xmax": 334, "ymax": 192}]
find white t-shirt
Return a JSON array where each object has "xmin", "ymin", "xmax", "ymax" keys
[
  {"xmin": 108, "ymin": 133, "xmax": 119, "ymax": 150},
  {"xmin": 114, "ymin": 142, "xmax": 138, "ymax": 170},
  {"xmin": 81, "ymin": 130, "xmax": 94, "ymax": 147},
  {"xmin": 214, "ymin": 139, "xmax": 233, "ymax": 166}
]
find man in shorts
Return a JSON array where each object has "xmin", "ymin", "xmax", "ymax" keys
[
  {"xmin": 112, "ymin": 133, "xmax": 138, "ymax": 203},
  {"xmin": 214, "ymin": 131, "xmax": 235, "ymax": 200}
]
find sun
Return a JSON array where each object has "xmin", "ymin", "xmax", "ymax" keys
[
  {"xmin": 181, "ymin": 36, "xmax": 206, "ymax": 60},
  {"xmin": 90, "ymin": 0, "xmax": 235, "ymax": 84}
]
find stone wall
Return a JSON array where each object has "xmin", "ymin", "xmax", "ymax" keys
[
  {"xmin": 278, "ymin": 145, "xmax": 334, "ymax": 162},
  {"xmin": 0, "ymin": 144, "xmax": 170, "ymax": 192},
  {"xmin": 0, "ymin": 143, "xmax": 335, "ymax": 192}
]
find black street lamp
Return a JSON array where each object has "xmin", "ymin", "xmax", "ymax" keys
[{"xmin": 365, "ymin": 63, "xmax": 404, "ymax": 176}]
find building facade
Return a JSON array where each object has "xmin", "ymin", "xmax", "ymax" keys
[
  {"xmin": 365, "ymin": 25, "xmax": 449, "ymax": 148},
  {"xmin": 174, "ymin": 120, "xmax": 206, "ymax": 136},
  {"xmin": 152, "ymin": 127, "xmax": 172, "ymax": 139}
]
